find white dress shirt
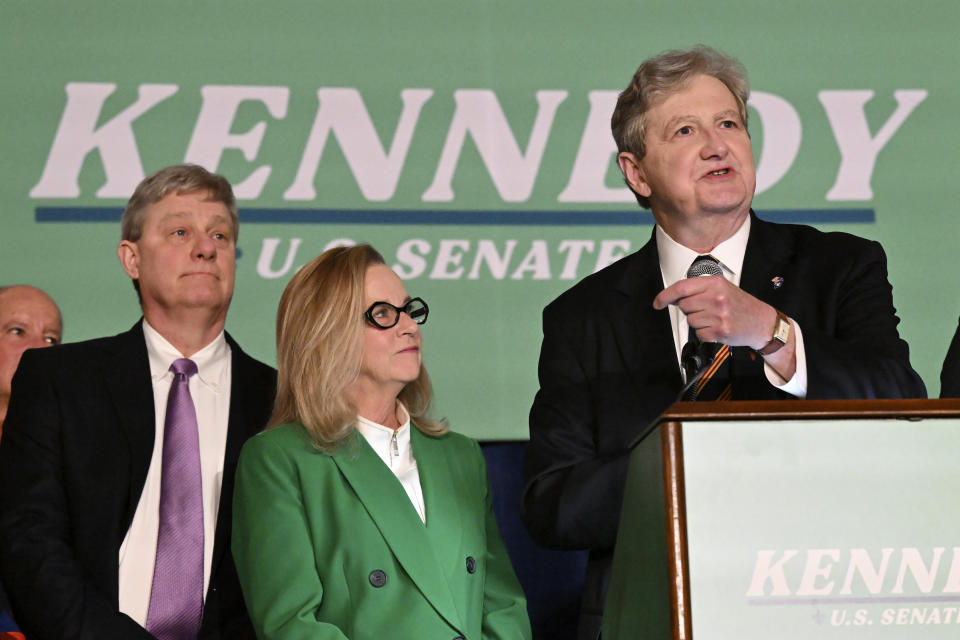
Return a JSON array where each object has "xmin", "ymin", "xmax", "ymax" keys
[
  {"xmin": 356, "ymin": 403, "xmax": 426, "ymax": 524},
  {"xmin": 655, "ymin": 215, "xmax": 807, "ymax": 397},
  {"xmin": 118, "ymin": 320, "xmax": 232, "ymax": 625}
]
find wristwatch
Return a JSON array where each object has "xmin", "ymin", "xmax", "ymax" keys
[{"xmin": 757, "ymin": 309, "xmax": 790, "ymax": 356}]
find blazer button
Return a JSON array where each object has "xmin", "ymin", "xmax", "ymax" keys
[
  {"xmin": 465, "ymin": 556, "xmax": 476, "ymax": 574},
  {"xmin": 369, "ymin": 569, "xmax": 387, "ymax": 588}
]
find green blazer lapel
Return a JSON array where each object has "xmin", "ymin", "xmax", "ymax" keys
[
  {"xmin": 331, "ymin": 434, "xmax": 465, "ymax": 633},
  {"xmin": 414, "ymin": 429, "xmax": 469, "ymax": 576}
]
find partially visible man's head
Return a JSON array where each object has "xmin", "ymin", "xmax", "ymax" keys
[
  {"xmin": 611, "ymin": 45, "xmax": 750, "ymax": 209},
  {"xmin": 0, "ymin": 285, "xmax": 62, "ymax": 427},
  {"xmin": 117, "ymin": 165, "xmax": 238, "ymax": 323}
]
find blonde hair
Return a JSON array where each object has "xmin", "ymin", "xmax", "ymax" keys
[
  {"xmin": 611, "ymin": 45, "xmax": 750, "ymax": 209},
  {"xmin": 269, "ymin": 244, "xmax": 446, "ymax": 451}
]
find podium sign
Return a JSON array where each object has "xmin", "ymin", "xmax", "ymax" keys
[{"xmin": 603, "ymin": 400, "xmax": 960, "ymax": 639}]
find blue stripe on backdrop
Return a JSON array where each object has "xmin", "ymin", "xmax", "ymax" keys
[{"xmin": 35, "ymin": 207, "xmax": 875, "ymax": 225}]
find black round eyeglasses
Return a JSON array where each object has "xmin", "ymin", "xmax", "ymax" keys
[{"xmin": 364, "ymin": 297, "xmax": 429, "ymax": 329}]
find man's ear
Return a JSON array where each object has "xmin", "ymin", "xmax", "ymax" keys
[
  {"xmin": 117, "ymin": 241, "xmax": 140, "ymax": 280},
  {"xmin": 617, "ymin": 152, "xmax": 652, "ymax": 198}
]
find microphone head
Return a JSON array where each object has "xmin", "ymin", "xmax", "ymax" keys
[
  {"xmin": 686, "ymin": 255, "xmax": 722, "ymax": 278},
  {"xmin": 684, "ymin": 255, "xmax": 723, "ymax": 346}
]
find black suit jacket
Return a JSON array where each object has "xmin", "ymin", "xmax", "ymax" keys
[
  {"xmin": 0, "ymin": 322, "xmax": 276, "ymax": 640},
  {"xmin": 522, "ymin": 214, "xmax": 926, "ymax": 639},
  {"xmin": 939, "ymin": 319, "xmax": 960, "ymax": 397}
]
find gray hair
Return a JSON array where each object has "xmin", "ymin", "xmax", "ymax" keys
[
  {"xmin": 611, "ymin": 45, "xmax": 750, "ymax": 208},
  {"xmin": 121, "ymin": 164, "xmax": 237, "ymax": 242}
]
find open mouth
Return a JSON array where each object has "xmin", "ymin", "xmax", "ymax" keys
[{"xmin": 707, "ymin": 168, "xmax": 730, "ymax": 176}]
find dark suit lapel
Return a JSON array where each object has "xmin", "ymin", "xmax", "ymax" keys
[
  {"xmin": 613, "ymin": 235, "xmax": 684, "ymax": 394},
  {"xmin": 735, "ymin": 213, "xmax": 798, "ymax": 395},
  {"xmin": 210, "ymin": 335, "xmax": 269, "ymax": 580},
  {"xmin": 740, "ymin": 212, "xmax": 795, "ymax": 306},
  {"xmin": 332, "ymin": 434, "xmax": 464, "ymax": 632},
  {"xmin": 222, "ymin": 335, "xmax": 260, "ymax": 476},
  {"xmin": 101, "ymin": 322, "xmax": 156, "ymax": 521}
]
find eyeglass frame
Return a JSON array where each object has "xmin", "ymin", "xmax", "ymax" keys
[{"xmin": 363, "ymin": 297, "xmax": 429, "ymax": 329}]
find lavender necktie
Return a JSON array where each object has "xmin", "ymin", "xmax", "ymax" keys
[{"xmin": 146, "ymin": 358, "xmax": 204, "ymax": 640}]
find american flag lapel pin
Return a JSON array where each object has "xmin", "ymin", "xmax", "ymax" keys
[{"xmin": 771, "ymin": 276, "xmax": 784, "ymax": 289}]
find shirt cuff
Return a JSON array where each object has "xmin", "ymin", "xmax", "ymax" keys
[{"xmin": 763, "ymin": 318, "xmax": 807, "ymax": 397}]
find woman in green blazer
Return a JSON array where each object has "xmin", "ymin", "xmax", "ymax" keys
[{"xmin": 232, "ymin": 245, "xmax": 531, "ymax": 640}]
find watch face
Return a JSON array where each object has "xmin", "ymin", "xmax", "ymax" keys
[{"xmin": 774, "ymin": 316, "xmax": 790, "ymax": 343}]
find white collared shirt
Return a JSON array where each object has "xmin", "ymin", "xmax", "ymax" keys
[
  {"xmin": 655, "ymin": 216, "xmax": 807, "ymax": 396},
  {"xmin": 118, "ymin": 320, "xmax": 232, "ymax": 625},
  {"xmin": 356, "ymin": 403, "xmax": 426, "ymax": 524}
]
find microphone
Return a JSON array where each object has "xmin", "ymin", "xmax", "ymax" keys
[
  {"xmin": 676, "ymin": 340, "xmax": 713, "ymax": 403},
  {"xmin": 677, "ymin": 254, "xmax": 724, "ymax": 401},
  {"xmin": 629, "ymin": 339, "xmax": 720, "ymax": 451},
  {"xmin": 628, "ymin": 255, "xmax": 729, "ymax": 449}
]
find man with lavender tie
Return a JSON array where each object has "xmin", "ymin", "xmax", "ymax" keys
[{"xmin": 0, "ymin": 164, "xmax": 276, "ymax": 639}]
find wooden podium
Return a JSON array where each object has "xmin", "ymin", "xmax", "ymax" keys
[{"xmin": 601, "ymin": 399, "xmax": 960, "ymax": 640}]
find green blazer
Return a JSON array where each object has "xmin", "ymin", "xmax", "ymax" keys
[{"xmin": 232, "ymin": 422, "xmax": 531, "ymax": 640}]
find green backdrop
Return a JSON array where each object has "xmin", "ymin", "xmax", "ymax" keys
[{"xmin": 3, "ymin": 0, "xmax": 956, "ymax": 439}]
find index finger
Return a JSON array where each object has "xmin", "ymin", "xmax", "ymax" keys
[{"xmin": 653, "ymin": 277, "xmax": 706, "ymax": 310}]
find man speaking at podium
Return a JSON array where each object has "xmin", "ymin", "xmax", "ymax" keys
[{"xmin": 522, "ymin": 46, "xmax": 926, "ymax": 639}]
